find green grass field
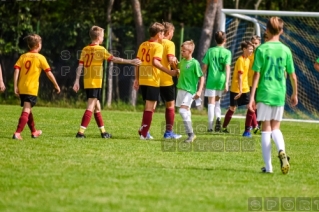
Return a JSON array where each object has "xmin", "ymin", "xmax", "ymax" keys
[{"xmin": 0, "ymin": 105, "xmax": 318, "ymax": 212}]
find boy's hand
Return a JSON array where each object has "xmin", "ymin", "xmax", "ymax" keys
[
  {"xmin": 55, "ymin": 85, "xmax": 61, "ymax": 94},
  {"xmin": 0, "ymin": 81, "xmax": 5, "ymax": 92},
  {"xmin": 224, "ymin": 83, "xmax": 229, "ymax": 93},
  {"xmin": 247, "ymin": 100, "xmax": 255, "ymax": 112},
  {"xmin": 131, "ymin": 59, "xmax": 142, "ymax": 66},
  {"xmin": 234, "ymin": 92, "xmax": 242, "ymax": 100},
  {"xmin": 73, "ymin": 82, "xmax": 80, "ymax": 93},
  {"xmin": 14, "ymin": 86, "xmax": 19, "ymax": 97},
  {"xmin": 290, "ymin": 94, "xmax": 298, "ymax": 106},
  {"xmin": 133, "ymin": 79, "xmax": 139, "ymax": 90},
  {"xmin": 193, "ymin": 91, "xmax": 201, "ymax": 100}
]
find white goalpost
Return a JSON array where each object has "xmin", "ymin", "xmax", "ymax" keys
[{"xmin": 219, "ymin": 9, "xmax": 319, "ymax": 122}]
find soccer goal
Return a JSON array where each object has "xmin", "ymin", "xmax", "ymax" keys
[{"xmin": 219, "ymin": 9, "xmax": 319, "ymax": 120}]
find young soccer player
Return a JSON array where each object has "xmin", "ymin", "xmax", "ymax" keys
[
  {"xmin": 202, "ymin": 31, "xmax": 231, "ymax": 132},
  {"xmin": 12, "ymin": 34, "xmax": 60, "ymax": 140},
  {"xmin": 221, "ymin": 41, "xmax": 254, "ymax": 137},
  {"xmin": 176, "ymin": 40, "xmax": 204, "ymax": 143},
  {"xmin": 248, "ymin": 17, "xmax": 298, "ymax": 174},
  {"xmin": 314, "ymin": 57, "xmax": 319, "ymax": 72},
  {"xmin": 73, "ymin": 25, "xmax": 141, "ymax": 138},
  {"xmin": 248, "ymin": 35, "xmax": 261, "ymax": 134},
  {"xmin": 159, "ymin": 22, "xmax": 181, "ymax": 139},
  {"xmin": 0, "ymin": 64, "xmax": 5, "ymax": 92},
  {"xmin": 133, "ymin": 22, "xmax": 178, "ymax": 140}
]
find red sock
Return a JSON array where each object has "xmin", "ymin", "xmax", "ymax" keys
[
  {"xmin": 16, "ymin": 112, "xmax": 29, "ymax": 133},
  {"xmin": 141, "ymin": 110, "xmax": 153, "ymax": 137},
  {"xmin": 94, "ymin": 112, "xmax": 104, "ymax": 127},
  {"xmin": 27, "ymin": 112, "xmax": 36, "ymax": 133},
  {"xmin": 245, "ymin": 110, "xmax": 255, "ymax": 131},
  {"xmin": 222, "ymin": 109, "xmax": 234, "ymax": 128},
  {"xmin": 80, "ymin": 110, "xmax": 92, "ymax": 128},
  {"xmin": 165, "ymin": 108, "xmax": 175, "ymax": 131}
]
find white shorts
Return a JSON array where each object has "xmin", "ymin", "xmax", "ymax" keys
[
  {"xmin": 257, "ymin": 103, "xmax": 284, "ymax": 121},
  {"xmin": 176, "ymin": 89, "xmax": 193, "ymax": 108},
  {"xmin": 204, "ymin": 89, "xmax": 223, "ymax": 97}
]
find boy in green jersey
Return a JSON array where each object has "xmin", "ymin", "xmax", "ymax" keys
[
  {"xmin": 248, "ymin": 17, "xmax": 298, "ymax": 174},
  {"xmin": 314, "ymin": 57, "xmax": 319, "ymax": 72},
  {"xmin": 176, "ymin": 40, "xmax": 204, "ymax": 143},
  {"xmin": 202, "ymin": 31, "xmax": 231, "ymax": 132}
]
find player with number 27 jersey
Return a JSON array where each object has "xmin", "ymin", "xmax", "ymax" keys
[
  {"xmin": 137, "ymin": 40, "xmax": 163, "ymax": 87},
  {"xmin": 253, "ymin": 42, "xmax": 294, "ymax": 106},
  {"xmin": 79, "ymin": 44, "xmax": 113, "ymax": 89},
  {"xmin": 14, "ymin": 52, "xmax": 51, "ymax": 96}
]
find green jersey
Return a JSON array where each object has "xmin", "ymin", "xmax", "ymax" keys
[
  {"xmin": 177, "ymin": 58, "xmax": 203, "ymax": 95},
  {"xmin": 253, "ymin": 41, "xmax": 295, "ymax": 106},
  {"xmin": 202, "ymin": 46, "xmax": 231, "ymax": 90},
  {"xmin": 317, "ymin": 57, "xmax": 319, "ymax": 63}
]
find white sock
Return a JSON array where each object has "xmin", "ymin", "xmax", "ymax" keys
[
  {"xmin": 271, "ymin": 129, "xmax": 285, "ymax": 152},
  {"xmin": 208, "ymin": 104, "xmax": 215, "ymax": 129},
  {"xmin": 215, "ymin": 100, "xmax": 221, "ymax": 119},
  {"xmin": 179, "ymin": 108, "xmax": 193, "ymax": 134},
  {"xmin": 261, "ymin": 131, "xmax": 272, "ymax": 172}
]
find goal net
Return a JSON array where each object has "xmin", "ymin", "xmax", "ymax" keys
[{"xmin": 221, "ymin": 9, "xmax": 319, "ymax": 120}]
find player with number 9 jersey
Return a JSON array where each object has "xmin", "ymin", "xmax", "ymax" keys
[
  {"xmin": 14, "ymin": 52, "xmax": 51, "ymax": 96},
  {"xmin": 79, "ymin": 45, "xmax": 113, "ymax": 89},
  {"xmin": 136, "ymin": 40, "xmax": 163, "ymax": 87}
]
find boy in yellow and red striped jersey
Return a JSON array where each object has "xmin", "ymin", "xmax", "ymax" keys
[
  {"xmin": 133, "ymin": 22, "xmax": 178, "ymax": 139},
  {"xmin": 13, "ymin": 34, "xmax": 61, "ymax": 140},
  {"xmin": 160, "ymin": 22, "xmax": 181, "ymax": 139},
  {"xmin": 73, "ymin": 25, "xmax": 141, "ymax": 138}
]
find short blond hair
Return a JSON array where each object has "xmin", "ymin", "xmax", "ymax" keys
[
  {"xmin": 181, "ymin": 40, "xmax": 195, "ymax": 53},
  {"xmin": 149, "ymin": 22, "xmax": 165, "ymax": 37},
  {"xmin": 163, "ymin": 22, "xmax": 175, "ymax": 36},
  {"xmin": 89, "ymin": 26, "xmax": 104, "ymax": 40},
  {"xmin": 23, "ymin": 34, "xmax": 42, "ymax": 50}
]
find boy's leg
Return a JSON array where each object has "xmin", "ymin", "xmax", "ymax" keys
[
  {"xmin": 77, "ymin": 98, "xmax": 96, "ymax": 137},
  {"xmin": 13, "ymin": 101, "xmax": 32, "ymax": 139},
  {"xmin": 243, "ymin": 109, "xmax": 254, "ymax": 137},
  {"xmin": 94, "ymin": 100, "xmax": 111, "ymax": 138},
  {"xmin": 214, "ymin": 96, "xmax": 222, "ymax": 132},
  {"xmin": 207, "ymin": 96, "xmax": 215, "ymax": 131},
  {"xmin": 140, "ymin": 100, "xmax": 156, "ymax": 138},
  {"xmin": 222, "ymin": 107, "xmax": 235, "ymax": 131},
  {"xmin": 28, "ymin": 112, "xmax": 42, "ymax": 138}
]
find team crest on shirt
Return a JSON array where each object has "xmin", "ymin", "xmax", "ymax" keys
[{"xmin": 186, "ymin": 63, "xmax": 190, "ymax": 69}]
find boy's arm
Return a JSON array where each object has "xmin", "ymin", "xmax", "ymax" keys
[
  {"xmin": 194, "ymin": 76, "xmax": 204, "ymax": 99},
  {"xmin": 13, "ymin": 69, "xmax": 20, "ymax": 96},
  {"xmin": 247, "ymin": 72, "xmax": 260, "ymax": 112},
  {"xmin": 225, "ymin": 64, "xmax": 230, "ymax": 92},
  {"xmin": 234, "ymin": 73, "xmax": 243, "ymax": 100},
  {"xmin": 201, "ymin": 64, "xmax": 207, "ymax": 76},
  {"xmin": 153, "ymin": 59, "xmax": 177, "ymax": 76},
  {"xmin": 314, "ymin": 61, "xmax": 319, "ymax": 72},
  {"xmin": 112, "ymin": 57, "xmax": 141, "ymax": 66},
  {"xmin": 73, "ymin": 64, "xmax": 83, "ymax": 93},
  {"xmin": 0, "ymin": 65, "xmax": 5, "ymax": 92},
  {"xmin": 289, "ymin": 72, "xmax": 298, "ymax": 106},
  {"xmin": 133, "ymin": 66, "xmax": 139, "ymax": 90},
  {"xmin": 45, "ymin": 71, "xmax": 60, "ymax": 94}
]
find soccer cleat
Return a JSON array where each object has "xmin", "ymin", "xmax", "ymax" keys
[
  {"xmin": 214, "ymin": 118, "xmax": 221, "ymax": 132},
  {"xmin": 261, "ymin": 167, "xmax": 273, "ymax": 173},
  {"xmin": 278, "ymin": 150, "xmax": 290, "ymax": 174},
  {"xmin": 76, "ymin": 132, "xmax": 86, "ymax": 138},
  {"xmin": 184, "ymin": 133, "xmax": 196, "ymax": 143},
  {"xmin": 12, "ymin": 133, "xmax": 23, "ymax": 140},
  {"xmin": 222, "ymin": 128, "xmax": 230, "ymax": 133},
  {"xmin": 140, "ymin": 132, "xmax": 154, "ymax": 140},
  {"xmin": 242, "ymin": 131, "xmax": 252, "ymax": 138},
  {"xmin": 31, "ymin": 130, "xmax": 42, "ymax": 138},
  {"xmin": 253, "ymin": 126, "xmax": 260, "ymax": 134},
  {"xmin": 207, "ymin": 129, "xmax": 213, "ymax": 132},
  {"xmin": 163, "ymin": 131, "xmax": 182, "ymax": 139},
  {"xmin": 101, "ymin": 132, "xmax": 112, "ymax": 139}
]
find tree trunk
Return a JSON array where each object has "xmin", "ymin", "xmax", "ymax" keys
[
  {"xmin": 130, "ymin": 0, "xmax": 145, "ymax": 106},
  {"xmin": 196, "ymin": 0, "xmax": 220, "ymax": 110},
  {"xmin": 105, "ymin": 0, "xmax": 114, "ymax": 108}
]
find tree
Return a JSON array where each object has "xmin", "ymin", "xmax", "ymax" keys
[
  {"xmin": 130, "ymin": 0, "xmax": 145, "ymax": 106},
  {"xmin": 196, "ymin": 0, "xmax": 222, "ymax": 110}
]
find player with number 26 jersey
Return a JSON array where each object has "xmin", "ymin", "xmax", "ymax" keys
[
  {"xmin": 137, "ymin": 40, "xmax": 163, "ymax": 87},
  {"xmin": 14, "ymin": 52, "xmax": 51, "ymax": 96},
  {"xmin": 253, "ymin": 42, "xmax": 294, "ymax": 106}
]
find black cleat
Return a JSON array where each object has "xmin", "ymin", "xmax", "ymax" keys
[
  {"xmin": 207, "ymin": 129, "xmax": 213, "ymax": 132},
  {"xmin": 101, "ymin": 132, "xmax": 112, "ymax": 139},
  {"xmin": 76, "ymin": 132, "xmax": 85, "ymax": 138},
  {"xmin": 214, "ymin": 118, "xmax": 221, "ymax": 132}
]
